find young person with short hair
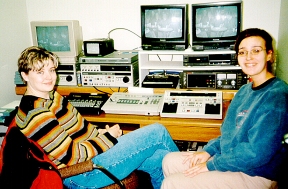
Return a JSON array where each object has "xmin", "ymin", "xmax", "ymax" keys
[{"xmin": 16, "ymin": 46, "xmax": 179, "ymax": 189}]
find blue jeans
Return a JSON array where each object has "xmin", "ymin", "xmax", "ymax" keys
[{"xmin": 63, "ymin": 123, "xmax": 179, "ymax": 189}]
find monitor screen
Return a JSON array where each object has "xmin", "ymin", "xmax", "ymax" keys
[
  {"xmin": 36, "ymin": 26, "xmax": 71, "ymax": 52},
  {"xmin": 144, "ymin": 8, "xmax": 183, "ymax": 39},
  {"xmin": 191, "ymin": 1, "xmax": 242, "ymax": 50},
  {"xmin": 141, "ymin": 4, "xmax": 188, "ymax": 50},
  {"xmin": 195, "ymin": 6, "xmax": 238, "ymax": 38},
  {"xmin": 31, "ymin": 20, "xmax": 83, "ymax": 58}
]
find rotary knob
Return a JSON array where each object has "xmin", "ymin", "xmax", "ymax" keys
[
  {"xmin": 123, "ymin": 76, "xmax": 130, "ymax": 83},
  {"xmin": 66, "ymin": 75, "xmax": 73, "ymax": 82}
]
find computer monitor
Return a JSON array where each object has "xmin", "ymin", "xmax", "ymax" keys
[
  {"xmin": 141, "ymin": 4, "xmax": 189, "ymax": 50},
  {"xmin": 191, "ymin": 1, "xmax": 242, "ymax": 50},
  {"xmin": 30, "ymin": 20, "xmax": 83, "ymax": 58}
]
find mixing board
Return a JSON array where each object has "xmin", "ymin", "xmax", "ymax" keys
[
  {"xmin": 101, "ymin": 92, "xmax": 164, "ymax": 115},
  {"xmin": 67, "ymin": 93, "xmax": 108, "ymax": 115},
  {"xmin": 160, "ymin": 90, "xmax": 223, "ymax": 119}
]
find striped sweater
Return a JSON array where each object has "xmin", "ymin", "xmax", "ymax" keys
[{"xmin": 16, "ymin": 90, "xmax": 118, "ymax": 168}]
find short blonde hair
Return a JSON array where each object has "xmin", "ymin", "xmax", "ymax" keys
[{"xmin": 18, "ymin": 46, "xmax": 59, "ymax": 83}]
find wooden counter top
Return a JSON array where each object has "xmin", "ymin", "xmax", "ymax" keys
[{"xmin": 15, "ymin": 85, "xmax": 234, "ymax": 142}]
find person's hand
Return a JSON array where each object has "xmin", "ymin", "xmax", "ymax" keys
[
  {"xmin": 105, "ymin": 124, "xmax": 122, "ymax": 138},
  {"xmin": 181, "ymin": 151, "xmax": 210, "ymax": 177},
  {"xmin": 182, "ymin": 151, "xmax": 211, "ymax": 167},
  {"xmin": 183, "ymin": 162, "xmax": 209, "ymax": 177},
  {"xmin": 98, "ymin": 128, "xmax": 107, "ymax": 135}
]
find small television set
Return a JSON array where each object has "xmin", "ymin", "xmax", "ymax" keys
[
  {"xmin": 141, "ymin": 4, "xmax": 189, "ymax": 50},
  {"xmin": 30, "ymin": 20, "xmax": 83, "ymax": 58},
  {"xmin": 191, "ymin": 1, "xmax": 242, "ymax": 50}
]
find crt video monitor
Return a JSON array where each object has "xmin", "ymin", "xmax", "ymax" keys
[
  {"xmin": 191, "ymin": 1, "xmax": 242, "ymax": 50},
  {"xmin": 30, "ymin": 20, "xmax": 83, "ymax": 58}
]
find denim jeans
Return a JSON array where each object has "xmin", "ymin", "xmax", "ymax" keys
[{"xmin": 63, "ymin": 123, "xmax": 179, "ymax": 189}]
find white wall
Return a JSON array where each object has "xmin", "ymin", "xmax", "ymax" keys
[
  {"xmin": 276, "ymin": 0, "xmax": 288, "ymax": 82},
  {"xmin": 0, "ymin": 0, "xmax": 284, "ymax": 106},
  {"xmin": 0, "ymin": 0, "xmax": 30, "ymax": 107},
  {"xmin": 25, "ymin": 0, "xmax": 281, "ymax": 50}
]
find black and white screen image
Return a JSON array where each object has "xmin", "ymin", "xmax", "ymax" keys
[
  {"xmin": 144, "ymin": 9, "xmax": 183, "ymax": 38},
  {"xmin": 195, "ymin": 6, "xmax": 238, "ymax": 38},
  {"xmin": 36, "ymin": 26, "xmax": 70, "ymax": 52}
]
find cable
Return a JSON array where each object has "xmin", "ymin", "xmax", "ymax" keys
[
  {"xmin": 93, "ymin": 86, "xmax": 112, "ymax": 95},
  {"xmin": 92, "ymin": 86, "xmax": 130, "ymax": 94},
  {"xmin": 107, "ymin": 28, "xmax": 141, "ymax": 50},
  {"xmin": 109, "ymin": 87, "xmax": 116, "ymax": 93},
  {"xmin": 108, "ymin": 28, "xmax": 141, "ymax": 39}
]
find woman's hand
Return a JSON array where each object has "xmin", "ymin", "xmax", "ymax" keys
[
  {"xmin": 183, "ymin": 162, "xmax": 209, "ymax": 177},
  {"xmin": 105, "ymin": 124, "xmax": 122, "ymax": 138},
  {"xmin": 181, "ymin": 151, "xmax": 211, "ymax": 177},
  {"xmin": 183, "ymin": 151, "xmax": 211, "ymax": 167},
  {"xmin": 98, "ymin": 128, "xmax": 107, "ymax": 135}
]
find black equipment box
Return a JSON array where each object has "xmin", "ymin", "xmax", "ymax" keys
[
  {"xmin": 67, "ymin": 93, "xmax": 109, "ymax": 115},
  {"xmin": 142, "ymin": 74, "xmax": 179, "ymax": 88},
  {"xmin": 83, "ymin": 38, "xmax": 114, "ymax": 57}
]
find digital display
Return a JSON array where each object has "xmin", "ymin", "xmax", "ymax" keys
[
  {"xmin": 195, "ymin": 6, "xmax": 238, "ymax": 38},
  {"xmin": 36, "ymin": 26, "xmax": 70, "ymax": 52},
  {"xmin": 86, "ymin": 43, "xmax": 100, "ymax": 54},
  {"xmin": 144, "ymin": 8, "xmax": 182, "ymax": 39}
]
